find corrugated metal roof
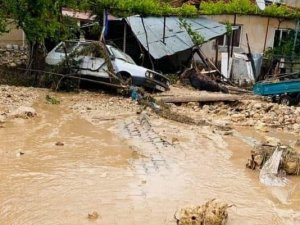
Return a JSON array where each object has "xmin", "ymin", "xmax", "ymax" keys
[{"xmin": 126, "ymin": 16, "xmax": 227, "ymax": 59}]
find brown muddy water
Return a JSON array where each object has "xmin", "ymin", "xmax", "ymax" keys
[{"xmin": 0, "ymin": 93, "xmax": 300, "ymax": 225}]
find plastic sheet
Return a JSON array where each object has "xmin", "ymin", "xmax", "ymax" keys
[{"xmin": 259, "ymin": 146, "xmax": 288, "ymax": 187}]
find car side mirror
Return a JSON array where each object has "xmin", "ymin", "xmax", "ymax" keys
[{"xmin": 110, "ymin": 55, "xmax": 116, "ymax": 61}]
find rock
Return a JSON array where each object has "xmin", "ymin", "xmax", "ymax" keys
[
  {"xmin": 223, "ymin": 131, "xmax": 233, "ymax": 136},
  {"xmin": 16, "ymin": 151, "xmax": 25, "ymax": 157},
  {"xmin": 293, "ymin": 123, "xmax": 300, "ymax": 131},
  {"xmin": 10, "ymin": 106, "xmax": 36, "ymax": 119},
  {"xmin": 172, "ymin": 137, "xmax": 179, "ymax": 144},
  {"xmin": 283, "ymin": 161, "xmax": 298, "ymax": 175},
  {"xmin": 253, "ymin": 103, "xmax": 262, "ymax": 109},
  {"xmin": 55, "ymin": 141, "xmax": 64, "ymax": 146},
  {"xmin": 88, "ymin": 211, "xmax": 99, "ymax": 220},
  {"xmin": 175, "ymin": 199, "xmax": 231, "ymax": 225},
  {"xmin": 9, "ymin": 62, "xmax": 17, "ymax": 68},
  {"xmin": 231, "ymin": 113, "xmax": 244, "ymax": 122},
  {"xmin": 0, "ymin": 115, "xmax": 6, "ymax": 123},
  {"xmin": 254, "ymin": 155, "xmax": 264, "ymax": 166},
  {"xmin": 202, "ymin": 104, "xmax": 210, "ymax": 112},
  {"xmin": 254, "ymin": 122, "xmax": 269, "ymax": 132},
  {"xmin": 265, "ymin": 136, "xmax": 280, "ymax": 146}
]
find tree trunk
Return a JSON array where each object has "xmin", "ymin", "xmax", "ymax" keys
[{"xmin": 28, "ymin": 42, "xmax": 46, "ymax": 85}]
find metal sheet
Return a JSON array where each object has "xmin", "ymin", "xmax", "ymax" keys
[{"xmin": 126, "ymin": 16, "xmax": 227, "ymax": 59}]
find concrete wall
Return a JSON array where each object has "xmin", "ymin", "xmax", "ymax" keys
[
  {"xmin": 200, "ymin": 15, "xmax": 297, "ymax": 61},
  {"xmin": 284, "ymin": 0, "xmax": 300, "ymax": 8},
  {"xmin": 0, "ymin": 23, "xmax": 24, "ymax": 47}
]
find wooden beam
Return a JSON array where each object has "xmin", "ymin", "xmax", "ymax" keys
[{"xmin": 157, "ymin": 95, "xmax": 241, "ymax": 104}]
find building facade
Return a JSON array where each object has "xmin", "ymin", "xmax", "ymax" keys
[{"xmin": 201, "ymin": 14, "xmax": 298, "ymax": 61}]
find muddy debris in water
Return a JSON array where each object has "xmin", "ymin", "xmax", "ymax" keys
[
  {"xmin": 10, "ymin": 106, "xmax": 37, "ymax": 119},
  {"xmin": 16, "ymin": 151, "xmax": 25, "ymax": 157},
  {"xmin": 45, "ymin": 95, "xmax": 60, "ymax": 105},
  {"xmin": 87, "ymin": 211, "xmax": 100, "ymax": 220},
  {"xmin": 172, "ymin": 137, "xmax": 179, "ymax": 144},
  {"xmin": 55, "ymin": 141, "xmax": 64, "ymax": 146},
  {"xmin": 175, "ymin": 199, "xmax": 232, "ymax": 225},
  {"xmin": 247, "ymin": 143, "xmax": 300, "ymax": 175}
]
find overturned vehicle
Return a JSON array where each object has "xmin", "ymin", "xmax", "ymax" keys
[{"xmin": 45, "ymin": 40, "xmax": 170, "ymax": 92}]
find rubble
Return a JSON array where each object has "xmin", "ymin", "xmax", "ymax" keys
[
  {"xmin": 175, "ymin": 199, "xmax": 231, "ymax": 225},
  {"xmin": 164, "ymin": 93, "xmax": 300, "ymax": 134},
  {"xmin": 87, "ymin": 211, "xmax": 99, "ymax": 220},
  {"xmin": 212, "ymin": 101, "xmax": 300, "ymax": 133},
  {"xmin": 69, "ymin": 92, "xmax": 139, "ymax": 123}
]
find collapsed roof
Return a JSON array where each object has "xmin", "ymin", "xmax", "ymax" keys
[{"xmin": 125, "ymin": 15, "xmax": 227, "ymax": 59}]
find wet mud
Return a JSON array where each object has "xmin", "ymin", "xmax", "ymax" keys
[{"xmin": 0, "ymin": 91, "xmax": 299, "ymax": 225}]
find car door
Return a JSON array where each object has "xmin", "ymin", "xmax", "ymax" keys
[{"xmin": 76, "ymin": 43, "xmax": 109, "ymax": 78}]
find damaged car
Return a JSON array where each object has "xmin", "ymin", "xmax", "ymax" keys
[{"xmin": 45, "ymin": 40, "xmax": 170, "ymax": 92}]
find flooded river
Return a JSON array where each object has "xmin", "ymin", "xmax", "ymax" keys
[{"xmin": 0, "ymin": 93, "xmax": 299, "ymax": 225}]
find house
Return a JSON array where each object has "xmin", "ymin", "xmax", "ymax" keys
[
  {"xmin": 201, "ymin": 14, "xmax": 298, "ymax": 59},
  {"xmin": 198, "ymin": 3, "xmax": 300, "ymax": 82},
  {"xmin": 171, "ymin": 0, "xmax": 300, "ymax": 61},
  {"xmin": 106, "ymin": 15, "xmax": 228, "ymax": 73}
]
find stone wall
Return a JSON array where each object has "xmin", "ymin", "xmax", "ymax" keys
[{"xmin": 0, "ymin": 45, "xmax": 28, "ymax": 68}]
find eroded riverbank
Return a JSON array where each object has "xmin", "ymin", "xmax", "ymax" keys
[{"xmin": 0, "ymin": 86, "xmax": 299, "ymax": 225}]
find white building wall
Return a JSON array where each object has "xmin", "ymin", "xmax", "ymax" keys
[{"xmin": 200, "ymin": 15, "xmax": 297, "ymax": 61}]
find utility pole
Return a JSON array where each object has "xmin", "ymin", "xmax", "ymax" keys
[{"xmin": 293, "ymin": 19, "xmax": 299, "ymax": 54}]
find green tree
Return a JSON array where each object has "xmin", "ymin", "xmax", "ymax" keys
[
  {"xmin": 1, "ymin": 0, "xmax": 88, "ymax": 70},
  {"xmin": 0, "ymin": 10, "xmax": 7, "ymax": 34}
]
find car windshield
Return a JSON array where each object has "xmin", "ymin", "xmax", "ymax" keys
[
  {"xmin": 55, "ymin": 41, "xmax": 78, "ymax": 53},
  {"xmin": 109, "ymin": 46, "xmax": 136, "ymax": 65}
]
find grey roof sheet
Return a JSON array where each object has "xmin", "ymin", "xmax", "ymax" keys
[{"xmin": 126, "ymin": 16, "xmax": 227, "ymax": 59}]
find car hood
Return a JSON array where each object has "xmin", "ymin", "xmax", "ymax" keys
[{"xmin": 113, "ymin": 59, "xmax": 148, "ymax": 77}]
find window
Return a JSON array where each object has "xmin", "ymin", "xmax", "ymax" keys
[
  {"xmin": 217, "ymin": 25, "xmax": 242, "ymax": 47},
  {"xmin": 55, "ymin": 41, "xmax": 78, "ymax": 53},
  {"xmin": 273, "ymin": 29, "xmax": 292, "ymax": 48}
]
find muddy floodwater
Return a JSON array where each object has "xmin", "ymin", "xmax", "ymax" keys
[{"xmin": 0, "ymin": 92, "xmax": 300, "ymax": 225}]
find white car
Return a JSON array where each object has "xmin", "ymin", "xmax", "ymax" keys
[{"xmin": 45, "ymin": 40, "xmax": 170, "ymax": 92}]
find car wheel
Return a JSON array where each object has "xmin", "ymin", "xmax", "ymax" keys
[
  {"xmin": 118, "ymin": 73, "xmax": 133, "ymax": 86},
  {"xmin": 280, "ymin": 95, "xmax": 292, "ymax": 106}
]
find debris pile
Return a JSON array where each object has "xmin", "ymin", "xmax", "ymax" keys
[
  {"xmin": 10, "ymin": 106, "xmax": 37, "ymax": 119},
  {"xmin": 70, "ymin": 92, "xmax": 138, "ymax": 122},
  {"xmin": 259, "ymin": 146, "xmax": 289, "ymax": 187},
  {"xmin": 181, "ymin": 68, "xmax": 228, "ymax": 93},
  {"xmin": 173, "ymin": 100, "xmax": 300, "ymax": 133},
  {"xmin": 0, "ymin": 47, "xmax": 28, "ymax": 68},
  {"xmin": 175, "ymin": 199, "xmax": 231, "ymax": 225},
  {"xmin": 247, "ymin": 143, "xmax": 300, "ymax": 175}
]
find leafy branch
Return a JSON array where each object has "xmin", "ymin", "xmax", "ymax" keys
[{"xmin": 179, "ymin": 18, "xmax": 205, "ymax": 46}]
